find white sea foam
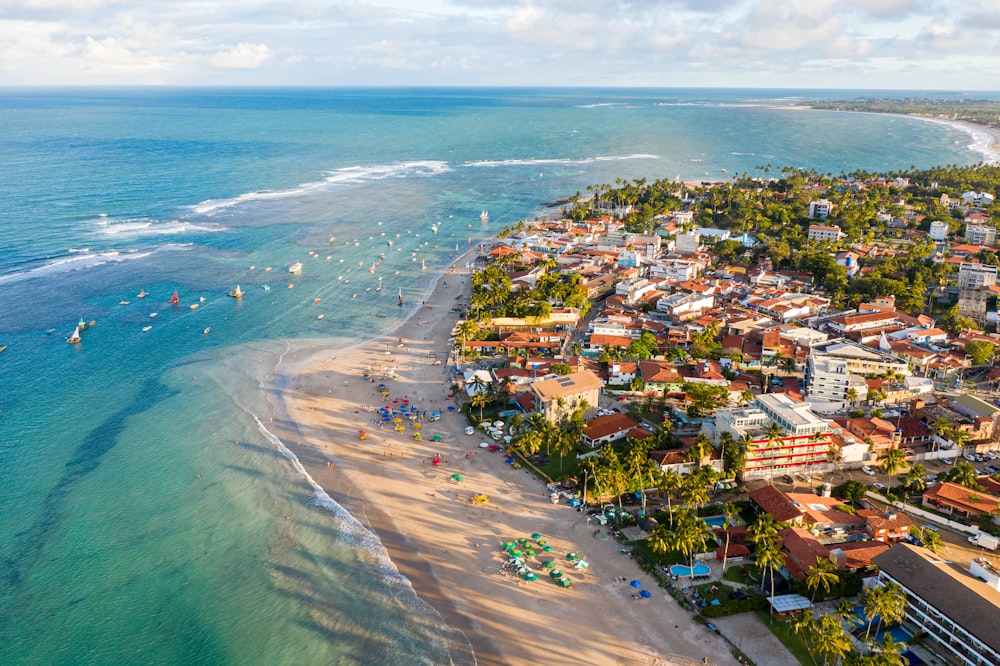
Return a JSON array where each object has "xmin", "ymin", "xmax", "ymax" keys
[
  {"xmin": 0, "ymin": 249, "xmax": 160, "ymax": 285},
  {"xmin": 251, "ymin": 414, "xmax": 467, "ymax": 651},
  {"xmin": 192, "ymin": 161, "xmax": 453, "ymax": 216},
  {"xmin": 912, "ymin": 116, "xmax": 1000, "ymax": 165},
  {"xmin": 97, "ymin": 217, "xmax": 225, "ymax": 237},
  {"xmin": 464, "ymin": 154, "xmax": 658, "ymax": 168}
]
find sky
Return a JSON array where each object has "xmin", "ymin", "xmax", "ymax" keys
[{"xmin": 2, "ymin": 0, "xmax": 1000, "ymax": 89}]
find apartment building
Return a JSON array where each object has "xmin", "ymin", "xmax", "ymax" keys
[
  {"xmin": 958, "ymin": 263, "xmax": 998, "ymax": 289},
  {"xmin": 806, "ymin": 223, "xmax": 841, "ymax": 241},
  {"xmin": 807, "ymin": 200, "xmax": 835, "ymax": 220},
  {"xmin": 872, "ymin": 545, "xmax": 1000, "ymax": 666},
  {"xmin": 965, "ymin": 223, "xmax": 997, "ymax": 246}
]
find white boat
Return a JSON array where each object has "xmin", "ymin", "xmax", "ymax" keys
[
  {"xmin": 149, "ymin": 312, "xmax": 158, "ymax": 318},
  {"xmin": 142, "ymin": 325, "xmax": 152, "ymax": 333},
  {"xmin": 289, "ymin": 262, "xmax": 303, "ymax": 274},
  {"xmin": 189, "ymin": 304, "xmax": 199, "ymax": 310},
  {"xmin": 431, "ymin": 224, "xmax": 438, "ymax": 234},
  {"xmin": 67, "ymin": 326, "xmax": 81, "ymax": 344},
  {"xmin": 137, "ymin": 289, "xmax": 148, "ymax": 299},
  {"xmin": 119, "ymin": 300, "xmax": 130, "ymax": 306},
  {"xmin": 203, "ymin": 327, "xmax": 211, "ymax": 334},
  {"xmin": 262, "ymin": 285, "xmax": 270, "ymax": 291},
  {"xmin": 318, "ymin": 314, "xmax": 324, "ymax": 320},
  {"xmin": 480, "ymin": 210, "xmax": 489, "ymax": 223}
]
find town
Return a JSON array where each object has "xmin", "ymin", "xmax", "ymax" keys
[{"xmin": 451, "ymin": 164, "xmax": 1000, "ymax": 666}]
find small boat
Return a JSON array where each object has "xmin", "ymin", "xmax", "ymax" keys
[
  {"xmin": 369, "ymin": 263, "xmax": 376, "ymax": 273},
  {"xmin": 189, "ymin": 304, "xmax": 199, "ymax": 310},
  {"xmin": 67, "ymin": 326, "xmax": 81, "ymax": 344},
  {"xmin": 262, "ymin": 285, "xmax": 270, "ymax": 291},
  {"xmin": 203, "ymin": 327, "xmax": 211, "ymax": 334},
  {"xmin": 480, "ymin": 210, "xmax": 489, "ymax": 223},
  {"xmin": 229, "ymin": 285, "xmax": 244, "ymax": 298},
  {"xmin": 431, "ymin": 224, "xmax": 438, "ymax": 234},
  {"xmin": 376, "ymin": 277, "xmax": 383, "ymax": 292},
  {"xmin": 314, "ymin": 298, "xmax": 321, "ymax": 304},
  {"xmin": 199, "ymin": 296, "xmax": 206, "ymax": 302},
  {"xmin": 264, "ymin": 267, "xmax": 272, "ymax": 272},
  {"xmin": 289, "ymin": 262, "xmax": 303, "ymax": 274},
  {"xmin": 387, "ymin": 240, "xmax": 393, "ymax": 247},
  {"xmin": 119, "ymin": 300, "xmax": 130, "ymax": 306},
  {"xmin": 149, "ymin": 312, "xmax": 158, "ymax": 318},
  {"xmin": 46, "ymin": 329, "xmax": 56, "ymax": 335},
  {"xmin": 76, "ymin": 317, "xmax": 89, "ymax": 331},
  {"xmin": 137, "ymin": 289, "xmax": 148, "ymax": 299},
  {"xmin": 249, "ymin": 265, "xmax": 255, "ymax": 271},
  {"xmin": 142, "ymin": 325, "xmax": 152, "ymax": 333},
  {"xmin": 170, "ymin": 290, "xmax": 180, "ymax": 305},
  {"xmin": 0, "ymin": 345, "xmax": 7, "ymax": 353},
  {"xmin": 317, "ymin": 314, "xmax": 324, "ymax": 320},
  {"xmin": 398, "ymin": 288, "xmax": 404, "ymax": 307},
  {"xmin": 288, "ymin": 283, "xmax": 294, "ymax": 289}
]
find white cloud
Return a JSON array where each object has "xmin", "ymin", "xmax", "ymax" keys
[{"xmin": 210, "ymin": 42, "xmax": 273, "ymax": 69}]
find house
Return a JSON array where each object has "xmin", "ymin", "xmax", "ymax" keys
[
  {"xmin": 922, "ymin": 481, "xmax": 1000, "ymax": 518},
  {"xmin": 872, "ymin": 544, "xmax": 1000, "ymax": 666},
  {"xmin": 583, "ymin": 413, "xmax": 641, "ymax": 447},
  {"xmin": 529, "ymin": 370, "xmax": 603, "ymax": 424},
  {"xmin": 857, "ymin": 509, "xmax": 913, "ymax": 542},
  {"xmin": 747, "ymin": 485, "xmax": 804, "ymax": 524},
  {"xmin": 808, "ymin": 200, "xmax": 835, "ymax": 221}
]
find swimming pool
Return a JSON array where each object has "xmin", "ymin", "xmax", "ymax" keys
[
  {"xmin": 670, "ymin": 563, "xmax": 711, "ymax": 577},
  {"xmin": 703, "ymin": 515, "xmax": 742, "ymax": 527}
]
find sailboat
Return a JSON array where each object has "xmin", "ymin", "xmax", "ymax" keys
[
  {"xmin": 398, "ymin": 288, "xmax": 404, "ymax": 307},
  {"xmin": 170, "ymin": 290, "xmax": 180, "ymax": 305},
  {"xmin": 480, "ymin": 210, "xmax": 489, "ymax": 223},
  {"xmin": 228, "ymin": 285, "xmax": 244, "ymax": 299},
  {"xmin": 376, "ymin": 277, "xmax": 383, "ymax": 292},
  {"xmin": 67, "ymin": 326, "xmax": 81, "ymax": 344}
]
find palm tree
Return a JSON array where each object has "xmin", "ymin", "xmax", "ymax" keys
[
  {"xmin": 756, "ymin": 537, "xmax": 786, "ymax": 620},
  {"xmin": 791, "ymin": 608, "xmax": 816, "ymax": 660},
  {"xmin": 666, "ymin": 508, "xmax": 713, "ymax": 582},
  {"xmin": 950, "ymin": 428, "xmax": 970, "ymax": 460},
  {"xmin": 657, "ymin": 468, "xmax": 682, "ymax": 527},
  {"xmin": 805, "ymin": 556, "xmax": 840, "ymax": 603},
  {"xmin": 552, "ymin": 430, "xmax": 576, "ymax": 475},
  {"xmin": 947, "ymin": 460, "xmax": 980, "ymax": 488},
  {"xmin": 470, "ymin": 391, "xmax": 489, "ymax": 421},
  {"xmin": 919, "ymin": 527, "xmax": 944, "ymax": 554},
  {"xmin": 624, "ymin": 438, "xmax": 653, "ymax": 513},
  {"xmin": 867, "ymin": 631, "xmax": 908, "ymax": 666},
  {"xmin": 930, "ymin": 417, "xmax": 951, "ymax": 452},
  {"xmin": 846, "ymin": 387, "xmax": 859, "ymax": 406},
  {"xmin": 862, "ymin": 582, "xmax": 907, "ymax": 649},
  {"xmin": 749, "ymin": 512, "xmax": 780, "ymax": 548},
  {"xmin": 810, "ymin": 613, "xmax": 852, "ymax": 666},
  {"xmin": 899, "ymin": 464, "xmax": 927, "ymax": 498},
  {"xmin": 685, "ymin": 434, "xmax": 714, "ymax": 468},
  {"xmin": 764, "ymin": 421, "xmax": 784, "ymax": 481},
  {"xmin": 720, "ymin": 502, "xmax": 740, "ymax": 575},
  {"xmin": 739, "ymin": 388, "xmax": 755, "ymax": 406},
  {"xmin": 680, "ymin": 473, "xmax": 710, "ymax": 513},
  {"xmin": 456, "ymin": 319, "xmax": 478, "ymax": 361},
  {"xmin": 879, "ymin": 447, "xmax": 908, "ymax": 476},
  {"xmin": 506, "ymin": 412, "xmax": 526, "ymax": 439}
]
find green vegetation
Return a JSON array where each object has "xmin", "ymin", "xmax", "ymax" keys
[{"xmin": 804, "ymin": 98, "xmax": 1000, "ymax": 130}]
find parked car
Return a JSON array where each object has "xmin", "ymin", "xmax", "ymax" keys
[
  {"xmin": 782, "ymin": 474, "xmax": 794, "ymax": 484},
  {"xmin": 861, "ymin": 466, "xmax": 876, "ymax": 476},
  {"xmin": 984, "ymin": 466, "xmax": 998, "ymax": 476},
  {"xmin": 986, "ymin": 452, "xmax": 997, "ymax": 461},
  {"xmin": 963, "ymin": 453, "xmax": 977, "ymax": 462},
  {"xmin": 873, "ymin": 482, "xmax": 887, "ymax": 491}
]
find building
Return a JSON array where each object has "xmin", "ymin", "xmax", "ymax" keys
[
  {"xmin": 675, "ymin": 229, "xmax": 701, "ymax": 254},
  {"xmin": 807, "ymin": 223, "xmax": 841, "ymax": 241},
  {"xmin": 808, "ymin": 200, "xmax": 835, "ymax": 220},
  {"xmin": 958, "ymin": 263, "xmax": 998, "ymax": 289},
  {"xmin": 583, "ymin": 413, "xmax": 641, "ymax": 447},
  {"xmin": 872, "ymin": 544, "xmax": 1000, "ymax": 666},
  {"xmin": 958, "ymin": 287, "xmax": 993, "ymax": 325},
  {"xmin": 803, "ymin": 339, "xmax": 909, "ymax": 401},
  {"xmin": 928, "ymin": 220, "xmax": 949, "ymax": 242},
  {"xmin": 966, "ymin": 223, "xmax": 997, "ymax": 246},
  {"xmin": 708, "ymin": 394, "xmax": 832, "ymax": 479},
  {"xmin": 529, "ymin": 370, "xmax": 603, "ymax": 424},
  {"xmin": 922, "ymin": 481, "xmax": 1000, "ymax": 518}
]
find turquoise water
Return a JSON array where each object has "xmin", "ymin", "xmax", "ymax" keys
[
  {"xmin": 703, "ymin": 515, "xmax": 743, "ymax": 528},
  {"xmin": 671, "ymin": 563, "xmax": 712, "ymax": 577},
  {"xmin": 0, "ymin": 88, "xmax": 989, "ymax": 664}
]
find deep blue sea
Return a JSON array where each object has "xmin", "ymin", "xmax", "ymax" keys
[{"xmin": 0, "ymin": 87, "xmax": 990, "ymax": 664}]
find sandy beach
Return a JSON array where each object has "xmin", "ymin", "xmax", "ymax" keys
[{"xmin": 266, "ymin": 257, "xmax": 740, "ymax": 666}]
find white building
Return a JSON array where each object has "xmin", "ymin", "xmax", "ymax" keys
[
  {"xmin": 928, "ymin": 220, "xmax": 949, "ymax": 241},
  {"xmin": 648, "ymin": 258, "xmax": 701, "ymax": 282},
  {"xmin": 965, "ymin": 224, "xmax": 997, "ymax": 246},
  {"xmin": 958, "ymin": 263, "xmax": 998, "ymax": 289},
  {"xmin": 655, "ymin": 292, "xmax": 715, "ymax": 320},
  {"xmin": 614, "ymin": 278, "xmax": 657, "ymax": 305},
  {"xmin": 807, "ymin": 224, "xmax": 842, "ymax": 242},
  {"xmin": 962, "ymin": 191, "xmax": 996, "ymax": 207},
  {"xmin": 675, "ymin": 230, "xmax": 701, "ymax": 254},
  {"xmin": 808, "ymin": 199, "xmax": 835, "ymax": 220}
]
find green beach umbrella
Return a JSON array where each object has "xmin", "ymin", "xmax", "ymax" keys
[
  {"xmin": 541, "ymin": 560, "xmax": 556, "ymax": 569},
  {"xmin": 511, "ymin": 549, "xmax": 523, "ymax": 557},
  {"xmin": 536, "ymin": 540, "xmax": 547, "ymax": 547},
  {"xmin": 542, "ymin": 545, "xmax": 554, "ymax": 552},
  {"xmin": 557, "ymin": 577, "xmax": 572, "ymax": 588},
  {"xmin": 503, "ymin": 541, "xmax": 514, "ymax": 549},
  {"xmin": 523, "ymin": 572, "xmax": 538, "ymax": 582},
  {"xmin": 567, "ymin": 552, "xmax": 579, "ymax": 561},
  {"xmin": 531, "ymin": 532, "xmax": 542, "ymax": 540},
  {"xmin": 517, "ymin": 538, "xmax": 529, "ymax": 545},
  {"xmin": 524, "ymin": 548, "xmax": 536, "ymax": 557},
  {"xmin": 549, "ymin": 569, "xmax": 563, "ymax": 579}
]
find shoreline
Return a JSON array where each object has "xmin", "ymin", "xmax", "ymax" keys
[{"xmin": 264, "ymin": 251, "xmax": 739, "ymax": 664}]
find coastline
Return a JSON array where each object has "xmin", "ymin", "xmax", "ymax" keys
[{"xmin": 264, "ymin": 254, "xmax": 739, "ymax": 665}]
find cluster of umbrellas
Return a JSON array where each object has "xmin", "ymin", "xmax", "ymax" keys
[
  {"xmin": 479, "ymin": 420, "xmax": 512, "ymax": 443},
  {"xmin": 501, "ymin": 533, "xmax": 583, "ymax": 588},
  {"xmin": 629, "ymin": 579, "xmax": 652, "ymax": 599}
]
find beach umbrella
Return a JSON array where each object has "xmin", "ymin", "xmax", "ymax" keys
[
  {"xmin": 517, "ymin": 537, "xmax": 529, "ymax": 544},
  {"xmin": 572, "ymin": 560, "xmax": 589, "ymax": 570},
  {"xmin": 412, "ymin": 423, "xmax": 421, "ymax": 430},
  {"xmin": 524, "ymin": 548, "xmax": 535, "ymax": 557},
  {"xmin": 535, "ymin": 539, "xmax": 546, "ymax": 546},
  {"xmin": 541, "ymin": 561, "xmax": 556, "ymax": 569},
  {"xmin": 503, "ymin": 541, "xmax": 514, "ymax": 549},
  {"xmin": 531, "ymin": 533, "xmax": 542, "ymax": 540},
  {"xmin": 630, "ymin": 580, "xmax": 642, "ymax": 588},
  {"xmin": 567, "ymin": 552, "xmax": 579, "ymax": 561},
  {"xmin": 639, "ymin": 589, "xmax": 651, "ymax": 599},
  {"xmin": 503, "ymin": 435, "xmax": 513, "ymax": 443},
  {"xmin": 557, "ymin": 577, "xmax": 572, "ymax": 588},
  {"xmin": 447, "ymin": 406, "xmax": 455, "ymax": 411},
  {"xmin": 543, "ymin": 546, "xmax": 554, "ymax": 552},
  {"xmin": 479, "ymin": 441, "xmax": 489, "ymax": 448},
  {"xmin": 549, "ymin": 569, "xmax": 563, "ymax": 579},
  {"xmin": 523, "ymin": 572, "xmax": 538, "ymax": 582},
  {"xmin": 431, "ymin": 434, "xmax": 443, "ymax": 442},
  {"xmin": 394, "ymin": 417, "xmax": 402, "ymax": 423}
]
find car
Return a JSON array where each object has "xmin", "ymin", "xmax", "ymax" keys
[
  {"xmin": 861, "ymin": 466, "xmax": 876, "ymax": 476},
  {"xmin": 782, "ymin": 474, "xmax": 794, "ymax": 484},
  {"xmin": 616, "ymin": 396, "xmax": 628, "ymax": 402},
  {"xmin": 926, "ymin": 474, "xmax": 937, "ymax": 483},
  {"xmin": 940, "ymin": 458, "xmax": 955, "ymax": 466},
  {"xmin": 986, "ymin": 452, "xmax": 997, "ymax": 461},
  {"xmin": 984, "ymin": 466, "xmax": 998, "ymax": 476},
  {"xmin": 873, "ymin": 482, "xmax": 887, "ymax": 491},
  {"xmin": 963, "ymin": 453, "xmax": 977, "ymax": 462},
  {"xmin": 771, "ymin": 378, "xmax": 783, "ymax": 386},
  {"xmin": 921, "ymin": 524, "xmax": 939, "ymax": 532}
]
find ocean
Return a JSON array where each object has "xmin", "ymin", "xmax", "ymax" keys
[{"xmin": 0, "ymin": 87, "xmax": 991, "ymax": 664}]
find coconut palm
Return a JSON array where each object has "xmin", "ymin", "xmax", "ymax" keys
[
  {"xmin": 685, "ymin": 434, "xmax": 714, "ymax": 467},
  {"xmin": 930, "ymin": 417, "xmax": 951, "ymax": 452},
  {"xmin": 879, "ymin": 448, "xmax": 908, "ymax": 476},
  {"xmin": 947, "ymin": 460, "xmax": 980, "ymax": 488},
  {"xmin": 919, "ymin": 527, "xmax": 944, "ymax": 554},
  {"xmin": 791, "ymin": 608, "xmax": 816, "ymax": 659},
  {"xmin": 470, "ymin": 391, "xmax": 489, "ymax": 421},
  {"xmin": 720, "ymin": 502, "xmax": 740, "ymax": 574},
  {"xmin": 749, "ymin": 512, "xmax": 780, "ymax": 548},
  {"xmin": 657, "ymin": 468, "xmax": 682, "ymax": 527},
  {"xmin": 810, "ymin": 613, "xmax": 852, "ymax": 666},
  {"xmin": 805, "ymin": 556, "xmax": 840, "ymax": 603},
  {"xmin": 680, "ymin": 473, "xmax": 710, "ymax": 513},
  {"xmin": 756, "ymin": 537, "xmax": 786, "ymax": 620},
  {"xmin": 862, "ymin": 582, "xmax": 907, "ymax": 649},
  {"xmin": 846, "ymin": 387, "xmax": 859, "ymax": 405},
  {"xmin": 867, "ymin": 631, "xmax": 908, "ymax": 666},
  {"xmin": 950, "ymin": 428, "xmax": 970, "ymax": 460},
  {"xmin": 899, "ymin": 464, "xmax": 927, "ymax": 498},
  {"xmin": 456, "ymin": 319, "xmax": 478, "ymax": 361},
  {"xmin": 665, "ymin": 508, "xmax": 713, "ymax": 582}
]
